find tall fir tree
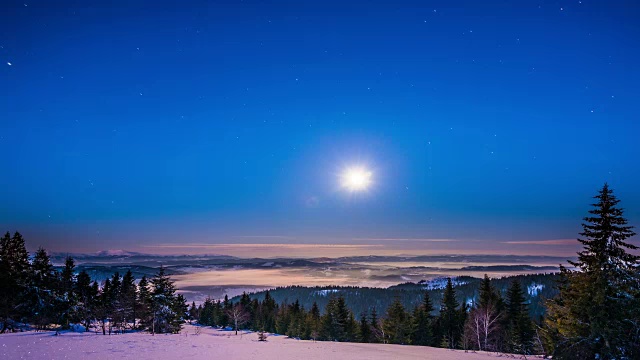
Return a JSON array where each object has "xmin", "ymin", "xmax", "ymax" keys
[
  {"xmin": 369, "ymin": 307, "xmax": 381, "ymax": 343},
  {"xmin": 260, "ymin": 290, "xmax": 277, "ymax": 333},
  {"xmin": 478, "ymin": 274, "xmax": 502, "ymax": 310},
  {"xmin": 150, "ymin": 266, "xmax": 183, "ymax": 334},
  {"xmin": 188, "ymin": 301, "xmax": 198, "ymax": 323},
  {"xmin": 505, "ymin": 279, "xmax": 534, "ymax": 354},
  {"xmin": 96, "ymin": 278, "xmax": 112, "ymax": 335},
  {"xmin": 545, "ymin": 184, "xmax": 640, "ymax": 359},
  {"xmin": 422, "ymin": 290, "xmax": 435, "ymax": 316},
  {"xmin": 411, "ymin": 305, "xmax": 432, "ymax": 346},
  {"xmin": 29, "ymin": 248, "xmax": 57, "ymax": 330},
  {"xmin": 136, "ymin": 275, "xmax": 152, "ymax": 330},
  {"xmin": 58, "ymin": 256, "xmax": 77, "ymax": 329},
  {"xmin": 439, "ymin": 277, "xmax": 462, "ymax": 349},
  {"xmin": 382, "ymin": 297, "xmax": 411, "ymax": 344},
  {"xmin": 109, "ymin": 272, "xmax": 123, "ymax": 333},
  {"xmin": 358, "ymin": 312, "xmax": 371, "ymax": 343},
  {"xmin": 413, "ymin": 291, "xmax": 435, "ymax": 346},
  {"xmin": 335, "ymin": 297, "xmax": 351, "ymax": 341},
  {"xmin": 0, "ymin": 231, "xmax": 31, "ymax": 332},
  {"xmin": 307, "ymin": 301, "xmax": 320, "ymax": 339},
  {"xmin": 120, "ymin": 270, "xmax": 137, "ymax": 330},
  {"xmin": 74, "ymin": 270, "xmax": 94, "ymax": 330}
]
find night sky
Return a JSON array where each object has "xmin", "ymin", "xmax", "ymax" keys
[{"xmin": 1, "ymin": 1, "xmax": 639, "ymax": 257}]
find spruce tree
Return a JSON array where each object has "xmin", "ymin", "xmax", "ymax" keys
[
  {"xmin": 29, "ymin": 247, "xmax": 57, "ymax": 330},
  {"xmin": 120, "ymin": 270, "xmax": 137, "ymax": 330},
  {"xmin": 335, "ymin": 297, "xmax": 350, "ymax": 341},
  {"xmin": 545, "ymin": 184, "xmax": 640, "ymax": 359},
  {"xmin": 422, "ymin": 290, "xmax": 434, "ymax": 316},
  {"xmin": 198, "ymin": 298, "xmax": 214, "ymax": 326},
  {"xmin": 358, "ymin": 312, "xmax": 371, "ymax": 343},
  {"xmin": 411, "ymin": 305, "xmax": 432, "ymax": 346},
  {"xmin": 382, "ymin": 297, "xmax": 411, "ymax": 344},
  {"xmin": 74, "ymin": 270, "xmax": 94, "ymax": 330},
  {"xmin": 58, "ymin": 256, "xmax": 77, "ymax": 328},
  {"xmin": 109, "ymin": 272, "xmax": 122, "ymax": 333},
  {"xmin": 308, "ymin": 301, "xmax": 320, "ymax": 340},
  {"xmin": 478, "ymin": 274, "xmax": 502, "ymax": 310},
  {"xmin": 136, "ymin": 275, "xmax": 152, "ymax": 329},
  {"xmin": 275, "ymin": 303, "xmax": 289, "ymax": 334},
  {"xmin": 346, "ymin": 311, "xmax": 357, "ymax": 342},
  {"xmin": 505, "ymin": 279, "xmax": 534, "ymax": 354},
  {"xmin": 221, "ymin": 294, "xmax": 231, "ymax": 327},
  {"xmin": 149, "ymin": 266, "xmax": 183, "ymax": 334},
  {"xmin": 96, "ymin": 278, "xmax": 112, "ymax": 335},
  {"xmin": 0, "ymin": 231, "xmax": 30, "ymax": 332},
  {"xmin": 370, "ymin": 307, "xmax": 381, "ymax": 343},
  {"xmin": 320, "ymin": 297, "xmax": 337, "ymax": 341},
  {"xmin": 188, "ymin": 301, "xmax": 198, "ymax": 323},
  {"xmin": 439, "ymin": 278, "xmax": 462, "ymax": 349},
  {"xmin": 412, "ymin": 291, "xmax": 435, "ymax": 346},
  {"xmin": 319, "ymin": 296, "xmax": 350, "ymax": 341},
  {"xmin": 260, "ymin": 290, "xmax": 277, "ymax": 332}
]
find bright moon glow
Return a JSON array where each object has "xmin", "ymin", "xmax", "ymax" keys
[{"xmin": 341, "ymin": 167, "xmax": 373, "ymax": 191}]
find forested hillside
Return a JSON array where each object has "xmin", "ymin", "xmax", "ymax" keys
[{"xmin": 234, "ymin": 273, "xmax": 559, "ymax": 320}]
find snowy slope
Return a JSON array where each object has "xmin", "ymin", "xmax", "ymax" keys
[{"xmin": 0, "ymin": 325, "xmax": 538, "ymax": 360}]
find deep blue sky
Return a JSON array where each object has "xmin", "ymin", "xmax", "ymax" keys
[{"xmin": 1, "ymin": 1, "xmax": 639, "ymax": 256}]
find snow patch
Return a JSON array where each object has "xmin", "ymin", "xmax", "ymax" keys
[
  {"xmin": 527, "ymin": 283, "xmax": 544, "ymax": 296},
  {"xmin": 421, "ymin": 277, "xmax": 467, "ymax": 290},
  {"xmin": 314, "ymin": 289, "xmax": 340, "ymax": 296}
]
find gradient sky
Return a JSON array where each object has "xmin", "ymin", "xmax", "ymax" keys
[{"xmin": 1, "ymin": 0, "xmax": 639, "ymax": 257}]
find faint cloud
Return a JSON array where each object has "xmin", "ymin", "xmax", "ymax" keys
[
  {"xmin": 232, "ymin": 235, "xmax": 296, "ymax": 239},
  {"xmin": 145, "ymin": 243, "xmax": 384, "ymax": 249},
  {"xmin": 502, "ymin": 239, "xmax": 577, "ymax": 246},
  {"xmin": 351, "ymin": 238, "xmax": 458, "ymax": 242},
  {"xmin": 140, "ymin": 243, "xmax": 385, "ymax": 258}
]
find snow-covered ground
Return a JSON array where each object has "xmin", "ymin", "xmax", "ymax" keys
[{"xmin": 1, "ymin": 325, "xmax": 532, "ymax": 360}]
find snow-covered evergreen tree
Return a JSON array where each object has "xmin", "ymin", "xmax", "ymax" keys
[{"xmin": 149, "ymin": 266, "xmax": 183, "ymax": 334}]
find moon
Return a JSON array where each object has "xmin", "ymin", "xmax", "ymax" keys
[{"xmin": 341, "ymin": 167, "xmax": 373, "ymax": 192}]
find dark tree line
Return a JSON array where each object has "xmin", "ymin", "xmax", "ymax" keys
[
  {"xmin": 0, "ymin": 238, "xmax": 186, "ymax": 334},
  {"xmin": 192, "ymin": 276, "xmax": 537, "ymax": 354},
  {"xmin": 237, "ymin": 272, "xmax": 559, "ymax": 324}
]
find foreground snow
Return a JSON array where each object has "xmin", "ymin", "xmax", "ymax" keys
[{"xmin": 0, "ymin": 325, "xmax": 531, "ymax": 360}]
